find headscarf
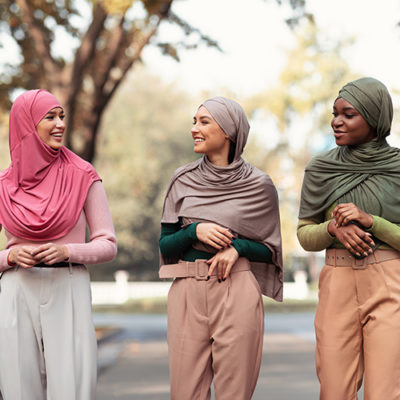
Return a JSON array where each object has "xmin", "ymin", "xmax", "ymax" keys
[
  {"xmin": 337, "ymin": 77, "xmax": 393, "ymax": 140},
  {"xmin": 161, "ymin": 97, "xmax": 283, "ymax": 301},
  {"xmin": 299, "ymin": 77, "xmax": 400, "ymax": 221},
  {"xmin": 0, "ymin": 89, "xmax": 100, "ymax": 241}
]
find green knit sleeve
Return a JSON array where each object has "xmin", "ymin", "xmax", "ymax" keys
[
  {"xmin": 297, "ymin": 218, "xmax": 335, "ymax": 251},
  {"xmin": 231, "ymin": 238, "xmax": 272, "ymax": 263},
  {"xmin": 367, "ymin": 215, "xmax": 400, "ymax": 251},
  {"xmin": 159, "ymin": 221, "xmax": 199, "ymax": 259}
]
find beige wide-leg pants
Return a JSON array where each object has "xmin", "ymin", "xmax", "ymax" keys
[
  {"xmin": 0, "ymin": 265, "xmax": 97, "ymax": 400},
  {"xmin": 167, "ymin": 258, "xmax": 264, "ymax": 400},
  {"xmin": 315, "ymin": 251, "xmax": 400, "ymax": 400}
]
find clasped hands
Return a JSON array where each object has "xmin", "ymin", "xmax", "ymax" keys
[
  {"xmin": 8, "ymin": 243, "xmax": 70, "ymax": 269},
  {"xmin": 328, "ymin": 202, "xmax": 374, "ymax": 258},
  {"xmin": 196, "ymin": 222, "xmax": 238, "ymax": 281}
]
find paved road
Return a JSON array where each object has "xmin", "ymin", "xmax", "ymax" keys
[{"xmin": 94, "ymin": 313, "xmax": 322, "ymax": 400}]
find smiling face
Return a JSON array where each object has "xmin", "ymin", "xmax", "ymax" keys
[
  {"xmin": 35, "ymin": 107, "xmax": 66, "ymax": 150},
  {"xmin": 331, "ymin": 98, "xmax": 376, "ymax": 146},
  {"xmin": 191, "ymin": 106, "xmax": 230, "ymax": 165}
]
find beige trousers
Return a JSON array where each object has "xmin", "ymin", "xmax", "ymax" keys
[
  {"xmin": 0, "ymin": 266, "xmax": 97, "ymax": 400},
  {"xmin": 315, "ymin": 257, "xmax": 400, "ymax": 400},
  {"xmin": 167, "ymin": 258, "xmax": 264, "ymax": 400}
]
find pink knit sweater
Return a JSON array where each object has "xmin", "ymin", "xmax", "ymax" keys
[{"xmin": 0, "ymin": 181, "xmax": 117, "ymax": 272}]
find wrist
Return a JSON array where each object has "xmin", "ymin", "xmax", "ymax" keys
[
  {"xmin": 364, "ymin": 215, "xmax": 373, "ymax": 229},
  {"xmin": 327, "ymin": 220, "xmax": 337, "ymax": 237},
  {"xmin": 63, "ymin": 246, "xmax": 70, "ymax": 261},
  {"xmin": 7, "ymin": 250, "xmax": 16, "ymax": 267}
]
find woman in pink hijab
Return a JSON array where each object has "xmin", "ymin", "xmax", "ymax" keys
[
  {"xmin": 0, "ymin": 89, "xmax": 117, "ymax": 400},
  {"xmin": 159, "ymin": 97, "xmax": 283, "ymax": 399}
]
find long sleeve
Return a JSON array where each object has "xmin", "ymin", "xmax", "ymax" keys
[
  {"xmin": 159, "ymin": 221, "xmax": 199, "ymax": 259},
  {"xmin": 0, "ymin": 228, "xmax": 12, "ymax": 272},
  {"xmin": 65, "ymin": 181, "xmax": 117, "ymax": 264},
  {"xmin": 368, "ymin": 215, "xmax": 400, "ymax": 251},
  {"xmin": 160, "ymin": 221, "xmax": 273, "ymax": 263},
  {"xmin": 232, "ymin": 238, "xmax": 272, "ymax": 263},
  {"xmin": 297, "ymin": 218, "xmax": 335, "ymax": 252}
]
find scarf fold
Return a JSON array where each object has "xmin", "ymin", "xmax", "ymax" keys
[
  {"xmin": 0, "ymin": 89, "xmax": 100, "ymax": 241},
  {"xmin": 161, "ymin": 97, "xmax": 283, "ymax": 300},
  {"xmin": 299, "ymin": 77, "xmax": 400, "ymax": 221}
]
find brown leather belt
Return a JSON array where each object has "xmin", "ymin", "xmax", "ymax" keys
[
  {"xmin": 159, "ymin": 257, "xmax": 251, "ymax": 280},
  {"xmin": 325, "ymin": 249, "xmax": 400, "ymax": 270}
]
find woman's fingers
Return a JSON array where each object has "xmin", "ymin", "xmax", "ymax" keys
[
  {"xmin": 332, "ymin": 203, "xmax": 373, "ymax": 228},
  {"xmin": 206, "ymin": 247, "xmax": 239, "ymax": 281},
  {"xmin": 31, "ymin": 244, "xmax": 69, "ymax": 264},
  {"xmin": 197, "ymin": 223, "xmax": 233, "ymax": 249}
]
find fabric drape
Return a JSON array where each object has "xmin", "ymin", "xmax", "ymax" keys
[
  {"xmin": 0, "ymin": 89, "xmax": 100, "ymax": 241},
  {"xmin": 161, "ymin": 97, "xmax": 283, "ymax": 300},
  {"xmin": 299, "ymin": 77, "xmax": 400, "ymax": 221}
]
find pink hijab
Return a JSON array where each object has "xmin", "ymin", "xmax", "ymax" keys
[{"xmin": 0, "ymin": 89, "xmax": 100, "ymax": 241}]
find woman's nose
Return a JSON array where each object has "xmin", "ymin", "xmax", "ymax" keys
[{"xmin": 56, "ymin": 118, "xmax": 65, "ymax": 128}]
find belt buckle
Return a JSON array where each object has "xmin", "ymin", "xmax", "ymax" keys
[
  {"xmin": 195, "ymin": 260, "xmax": 208, "ymax": 281},
  {"xmin": 352, "ymin": 256, "xmax": 367, "ymax": 270}
]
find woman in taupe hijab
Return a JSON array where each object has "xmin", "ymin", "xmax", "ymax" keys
[
  {"xmin": 298, "ymin": 77, "xmax": 400, "ymax": 400},
  {"xmin": 159, "ymin": 97, "xmax": 282, "ymax": 400}
]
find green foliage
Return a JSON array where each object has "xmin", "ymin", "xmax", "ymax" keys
[{"xmin": 92, "ymin": 67, "xmax": 198, "ymax": 280}]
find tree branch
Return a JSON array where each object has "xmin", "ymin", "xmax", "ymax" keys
[{"xmin": 15, "ymin": 0, "xmax": 60, "ymax": 88}]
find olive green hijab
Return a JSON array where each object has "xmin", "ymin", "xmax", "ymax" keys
[{"xmin": 299, "ymin": 77, "xmax": 400, "ymax": 222}]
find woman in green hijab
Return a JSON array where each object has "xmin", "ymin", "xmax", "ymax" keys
[{"xmin": 298, "ymin": 77, "xmax": 400, "ymax": 400}]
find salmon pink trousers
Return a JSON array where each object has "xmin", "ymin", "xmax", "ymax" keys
[
  {"xmin": 315, "ymin": 249, "xmax": 400, "ymax": 400},
  {"xmin": 165, "ymin": 258, "xmax": 264, "ymax": 400}
]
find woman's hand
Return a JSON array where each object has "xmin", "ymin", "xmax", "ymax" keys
[
  {"xmin": 8, "ymin": 246, "xmax": 36, "ymax": 269},
  {"xmin": 196, "ymin": 223, "xmax": 233, "ymax": 250},
  {"xmin": 207, "ymin": 246, "xmax": 239, "ymax": 280},
  {"xmin": 30, "ymin": 243, "xmax": 70, "ymax": 265},
  {"xmin": 328, "ymin": 220, "xmax": 374, "ymax": 257},
  {"xmin": 332, "ymin": 202, "xmax": 373, "ymax": 228}
]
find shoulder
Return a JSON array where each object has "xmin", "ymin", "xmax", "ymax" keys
[
  {"xmin": 170, "ymin": 159, "xmax": 201, "ymax": 181},
  {"xmin": 250, "ymin": 165, "xmax": 276, "ymax": 187},
  {"xmin": 61, "ymin": 148, "xmax": 100, "ymax": 179},
  {"xmin": 305, "ymin": 147, "xmax": 339, "ymax": 171}
]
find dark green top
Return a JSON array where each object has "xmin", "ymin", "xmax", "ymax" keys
[{"xmin": 159, "ymin": 219, "xmax": 272, "ymax": 263}]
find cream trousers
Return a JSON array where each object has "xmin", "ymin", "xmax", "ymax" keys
[{"xmin": 0, "ymin": 266, "xmax": 97, "ymax": 400}]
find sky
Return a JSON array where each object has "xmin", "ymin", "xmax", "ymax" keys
[{"xmin": 142, "ymin": 0, "xmax": 400, "ymax": 100}]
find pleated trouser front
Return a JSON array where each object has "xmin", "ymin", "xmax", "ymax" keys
[
  {"xmin": 0, "ymin": 266, "xmax": 97, "ymax": 400},
  {"xmin": 167, "ymin": 259, "xmax": 264, "ymax": 400},
  {"xmin": 315, "ymin": 258, "xmax": 400, "ymax": 400}
]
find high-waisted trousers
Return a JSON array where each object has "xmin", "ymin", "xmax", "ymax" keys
[
  {"xmin": 0, "ymin": 266, "xmax": 97, "ymax": 400},
  {"xmin": 315, "ymin": 251, "xmax": 400, "ymax": 400},
  {"xmin": 167, "ymin": 258, "xmax": 264, "ymax": 400}
]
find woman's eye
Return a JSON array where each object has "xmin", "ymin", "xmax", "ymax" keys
[
  {"xmin": 60, "ymin": 115, "xmax": 65, "ymax": 120},
  {"xmin": 332, "ymin": 112, "xmax": 337, "ymax": 117},
  {"xmin": 345, "ymin": 114, "xmax": 354, "ymax": 119}
]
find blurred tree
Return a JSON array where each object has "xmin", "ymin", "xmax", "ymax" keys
[
  {"xmin": 91, "ymin": 66, "xmax": 197, "ymax": 280},
  {"xmin": 243, "ymin": 19, "xmax": 357, "ymax": 281},
  {"xmin": 0, "ymin": 0, "xmax": 219, "ymax": 161},
  {"xmin": 0, "ymin": 0, "xmax": 308, "ymax": 163}
]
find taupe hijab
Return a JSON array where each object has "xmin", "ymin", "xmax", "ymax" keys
[
  {"xmin": 299, "ymin": 77, "xmax": 400, "ymax": 221},
  {"xmin": 161, "ymin": 97, "xmax": 283, "ymax": 301}
]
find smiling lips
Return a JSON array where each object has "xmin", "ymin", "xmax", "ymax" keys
[
  {"xmin": 334, "ymin": 131, "xmax": 345, "ymax": 138},
  {"xmin": 194, "ymin": 137, "xmax": 205, "ymax": 144},
  {"xmin": 51, "ymin": 132, "xmax": 63, "ymax": 140}
]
